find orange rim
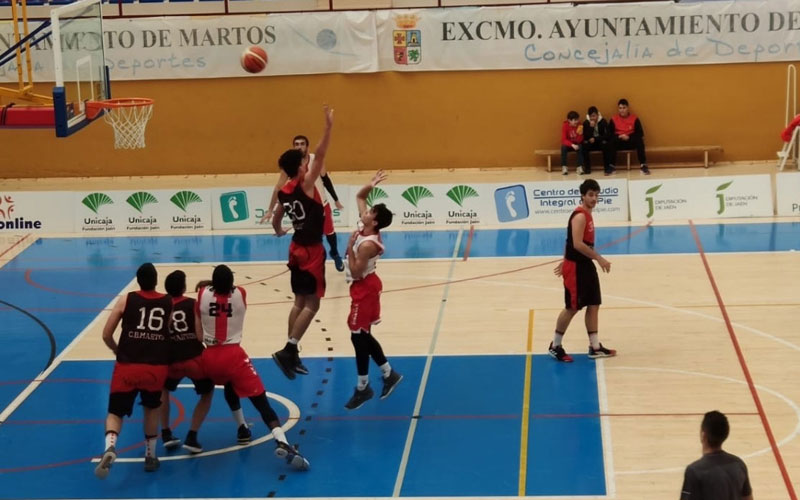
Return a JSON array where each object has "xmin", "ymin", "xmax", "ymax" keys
[{"xmin": 86, "ymin": 98, "xmax": 153, "ymax": 120}]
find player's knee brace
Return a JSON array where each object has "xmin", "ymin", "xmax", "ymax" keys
[
  {"xmin": 249, "ymin": 393, "xmax": 279, "ymax": 424},
  {"xmin": 108, "ymin": 391, "xmax": 137, "ymax": 417},
  {"xmin": 224, "ymin": 382, "xmax": 241, "ymax": 411}
]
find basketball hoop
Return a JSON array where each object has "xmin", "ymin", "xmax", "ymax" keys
[{"xmin": 86, "ymin": 98, "xmax": 154, "ymax": 150}]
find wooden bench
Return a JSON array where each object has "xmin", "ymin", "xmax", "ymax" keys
[{"xmin": 534, "ymin": 145, "xmax": 723, "ymax": 172}]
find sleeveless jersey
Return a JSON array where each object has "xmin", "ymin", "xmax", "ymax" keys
[
  {"xmin": 345, "ymin": 232, "xmax": 384, "ymax": 284},
  {"xmin": 278, "ymin": 175, "xmax": 324, "ymax": 246},
  {"xmin": 118, "ymin": 290, "xmax": 172, "ymax": 365},
  {"xmin": 564, "ymin": 205, "xmax": 594, "ymax": 263},
  {"xmin": 308, "ymin": 154, "xmax": 330, "ymax": 207},
  {"xmin": 167, "ymin": 296, "xmax": 203, "ymax": 362},
  {"xmin": 197, "ymin": 286, "xmax": 247, "ymax": 346}
]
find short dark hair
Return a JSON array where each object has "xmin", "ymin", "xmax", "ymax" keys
[
  {"xmin": 164, "ymin": 270, "xmax": 186, "ymax": 297},
  {"xmin": 587, "ymin": 106, "xmax": 598, "ymax": 115},
  {"xmin": 567, "ymin": 110, "xmax": 579, "ymax": 120},
  {"xmin": 580, "ymin": 179, "xmax": 600, "ymax": 195},
  {"xmin": 618, "ymin": 98, "xmax": 629, "ymax": 106},
  {"xmin": 136, "ymin": 263, "xmax": 157, "ymax": 291},
  {"xmin": 279, "ymin": 149, "xmax": 305, "ymax": 178},
  {"xmin": 372, "ymin": 203, "xmax": 393, "ymax": 231},
  {"xmin": 702, "ymin": 411, "xmax": 729, "ymax": 448},
  {"xmin": 212, "ymin": 265, "xmax": 234, "ymax": 295},
  {"xmin": 293, "ymin": 135, "xmax": 309, "ymax": 146}
]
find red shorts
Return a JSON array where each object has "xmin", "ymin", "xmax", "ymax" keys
[
  {"xmin": 348, "ymin": 273, "xmax": 382, "ymax": 332},
  {"xmin": 167, "ymin": 355, "xmax": 206, "ymax": 381},
  {"xmin": 288, "ymin": 241, "xmax": 326, "ymax": 298},
  {"xmin": 562, "ymin": 259, "xmax": 601, "ymax": 310},
  {"xmin": 201, "ymin": 344, "xmax": 265, "ymax": 398},
  {"xmin": 110, "ymin": 362, "xmax": 168, "ymax": 394},
  {"xmin": 323, "ymin": 203, "xmax": 335, "ymax": 236}
]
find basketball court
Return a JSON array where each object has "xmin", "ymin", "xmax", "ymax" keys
[{"xmin": 0, "ymin": 0, "xmax": 798, "ymax": 498}]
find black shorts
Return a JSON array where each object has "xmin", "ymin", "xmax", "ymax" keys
[
  {"xmin": 164, "ymin": 377, "xmax": 214, "ymax": 395},
  {"xmin": 562, "ymin": 259, "xmax": 601, "ymax": 310}
]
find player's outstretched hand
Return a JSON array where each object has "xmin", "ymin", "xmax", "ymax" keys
[
  {"xmin": 324, "ymin": 105, "xmax": 334, "ymax": 126},
  {"xmin": 371, "ymin": 170, "xmax": 388, "ymax": 187},
  {"xmin": 259, "ymin": 210, "xmax": 273, "ymax": 225},
  {"xmin": 335, "ymin": 200, "xmax": 344, "ymax": 210},
  {"xmin": 598, "ymin": 256, "xmax": 611, "ymax": 273}
]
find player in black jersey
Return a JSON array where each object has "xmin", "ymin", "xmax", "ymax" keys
[
  {"xmin": 96, "ymin": 263, "xmax": 172, "ymax": 478},
  {"xmin": 272, "ymin": 105, "xmax": 334, "ymax": 379}
]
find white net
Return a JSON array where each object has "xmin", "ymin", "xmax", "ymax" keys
[{"xmin": 100, "ymin": 100, "xmax": 154, "ymax": 149}]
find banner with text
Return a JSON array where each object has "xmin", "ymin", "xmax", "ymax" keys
[
  {"xmin": 355, "ymin": 179, "xmax": 629, "ymax": 228},
  {"xmin": 378, "ymin": 0, "xmax": 800, "ymax": 71},
  {"xmin": 75, "ymin": 189, "xmax": 213, "ymax": 233},
  {"xmin": 0, "ymin": 11, "xmax": 377, "ymax": 82},
  {"xmin": 0, "ymin": 192, "xmax": 75, "ymax": 232},
  {"xmin": 628, "ymin": 174, "xmax": 772, "ymax": 221},
  {"xmin": 776, "ymin": 172, "xmax": 800, "ymax": 216}
]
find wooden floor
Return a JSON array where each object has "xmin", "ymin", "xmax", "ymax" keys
[{"xmin": 0, "ymin": 166, "xmax": 799, "ymax": 499}]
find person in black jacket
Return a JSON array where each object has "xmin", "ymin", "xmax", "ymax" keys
[
  {"xmin": 608, "ymin": 98, "xmax": 650, "ymax": 175},
  {"xmin": 582, "ymin": 106, "xmax": 611, "ymax": 175}
]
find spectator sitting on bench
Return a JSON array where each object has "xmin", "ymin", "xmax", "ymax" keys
[
  {"xmin": 560, "ymin": 110, "xmax": 585, "ymax": 176},
  {"xmin": 582, "ymin": 106, "xmax": 610, "ymax": 175},
  {"xmin": 608, "ymin": 98, "xmax": 650, "ymax": 176}
]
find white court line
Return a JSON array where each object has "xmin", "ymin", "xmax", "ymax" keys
[
  {"xmin": 392, "ymin": 228, "xmax": 463, "ymax": 497},
  {"xmin": 92, "ymin": 390, "xmax": 299, "ymax": 463},
  {"xmin": 609, "ymin": 366, "xmax": 800, "ymax": 475},
  {"xmin": 595, "ymin": 359, "xmax": 616, "ymax": 498},
  {"xmin": 0, "ymin": 279, "xmax": 131, "ymax": 425}
]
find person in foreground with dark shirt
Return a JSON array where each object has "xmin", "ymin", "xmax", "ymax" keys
[{"xmin": 680, "ymin": 410, "xmax": 753, "ymax": 500}]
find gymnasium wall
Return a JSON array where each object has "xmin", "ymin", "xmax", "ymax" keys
[{"xmin": 1, "ymin": 61, "xmax": 790, "ymax": 178}]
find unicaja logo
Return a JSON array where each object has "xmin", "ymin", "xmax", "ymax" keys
[
  {"xmin": 170, "ymin": 190, "xmax": 202, "ymax": 212},
  {"xmin": 366, "ymin": 187, "xmax": 388, "ymax": 208},
  {"xmin": 446, "ymin": 185, "xmax": 478, "ymax": 207},
  {"xmin": 126, "ymin": 192, "xmax": 158, "ymax": 213},
  {"xmin": 81, "ymin": 193, "xmax": 113, "ymax": 214},
  {"xmin": 401, "ymin": 186, "xmax": 433, "ymax": 208},
  {"xmin": 645, "ymin": 184, "xmax": 662, "ymax": 218},
  {"xmin": 716, "ymin": 181, "xmax": 733, "ymax": 215}
]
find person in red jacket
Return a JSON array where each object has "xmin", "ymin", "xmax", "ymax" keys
[
  {"xmin": 608, "ymin": 98, "xmax": 650, "ymax": 175},
  {"xmin": 560, "ymin": 110, "xmax": 585, "ymax": 176}
]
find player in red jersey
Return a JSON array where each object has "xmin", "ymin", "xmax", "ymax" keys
[
  {"xmin": 95, "ymin": 263, "xmax": 172, "ymax": 478},
  {"xmin": 271, "ymin": 105, "xmax": 334, "ymax": 379},
  {"xmin": 548, "ymin": 179, "xmax": 617, "ymax": 362},
  {"xmin": 343, "ymin": 171, "xmax": 403, "ymax": 410},
  {"xmin": 198, "ymin": 265, "xmax": 309, "ymax": 470}
]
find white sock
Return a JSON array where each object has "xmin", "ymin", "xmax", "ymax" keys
[
  {"xmin": 357, "ymin": 375, "xmax": 369, "ymax": 391},
  {"xmin": 588, "ymin": 333, "xmax": 600, "ymax": 349},
  {"xmin": 271, "ymin": 426, "xmax": 288, "ymax": 445},
  {"xmin": 145, "ymin": 436, "xmax": 157, "ymax": 458},
  {"xmin": 288, "ymin": 338, "xmax": 298, "ymax": 345},
  {"xmin": 379, "ymin": 362, "xmax": 392, "ymax": 378},
  {"xmin": 104, "ymin": 431, "xmax": 118, "ymax": 450},
  {"xmin": 232, "ymin": 408, "xmax": 246, "ymax": 427},
  {"xmin": 553, "ymin": 331, "xmax": 565, "ymax": 347}
]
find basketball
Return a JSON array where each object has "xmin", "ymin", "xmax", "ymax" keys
[{"xmin": 241, "ymin": 46, "xmax": 268, "ymax": 74}]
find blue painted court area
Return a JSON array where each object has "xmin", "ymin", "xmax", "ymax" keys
[
  {"xmin": 0, "ymin": 354, "xmax": 603, "ymax": 498},
  {"xmin": 0, "ymin": 221, "xmax": 797, "ymax": 497}
]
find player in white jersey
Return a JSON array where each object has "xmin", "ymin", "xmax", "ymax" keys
[
  {"xmin": 197, "ymin": 265, "xmax": 310, "ymax": 470},
  {"xmin": 343, "ymin": 171, "xmax": 403, "ymax": 410},
  {"xmin": 262, "ymin": 134, "xmax": 345, "ymax": 271}
]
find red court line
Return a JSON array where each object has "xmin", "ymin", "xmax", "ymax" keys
[
  {"xmin": 0, "ymin": 395, "xmax": 185, "ymax": 474},
  {"xmin": 462, "ymin": 224, "xmax": 475, "ymax": 261},
  {"xmin": 24, "ymin": 269, "xmax": 118, "ymax": 298},
  {"xmin": 689, "ymin": 220, "xmax": 797, "ymax": 500},
  {"xmin": 0, "ymin": 234, "xmax": 30, "ymax": 261},
  {"xmin": 251, "ymin": 222, "xmax": 653, "ymax": 307}
]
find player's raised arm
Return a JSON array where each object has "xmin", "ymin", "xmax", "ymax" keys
[
  {"xmin": 355, "ymin": 170, "xmax": 388, "ymax": 218},
  {"xmin": 302, "ymin": 106, "xmax": 334, "ymax": 193}
]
